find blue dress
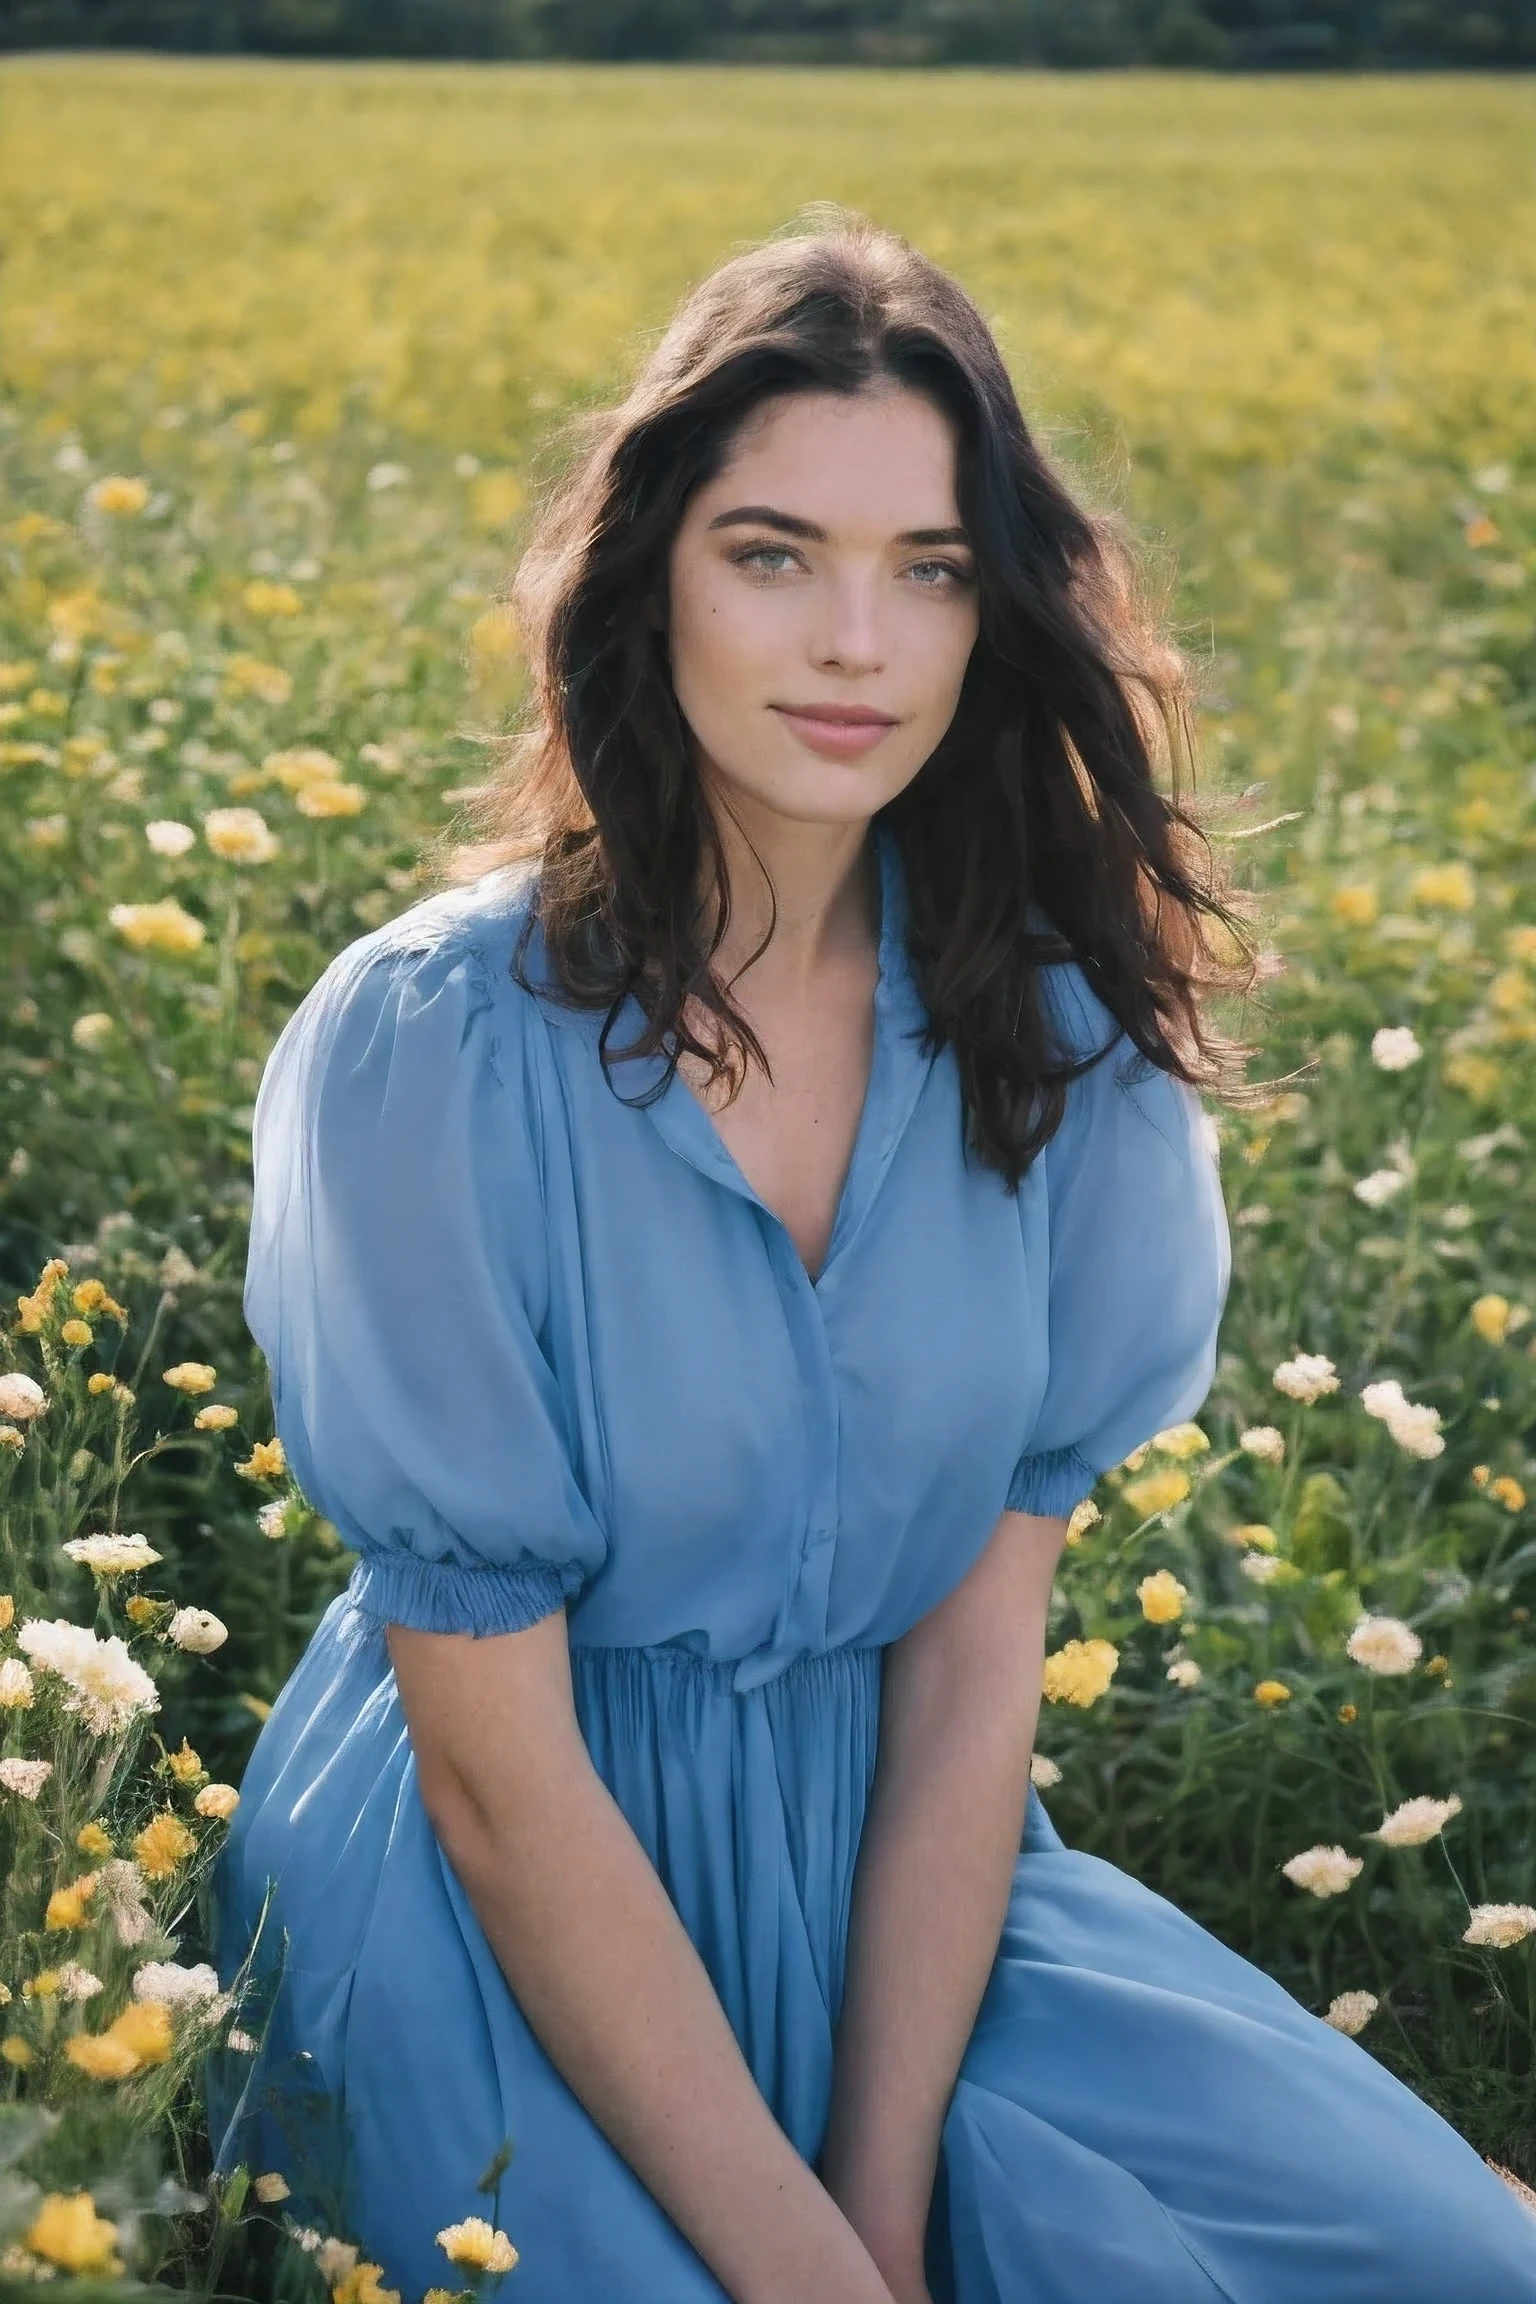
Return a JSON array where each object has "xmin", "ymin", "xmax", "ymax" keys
[{"xmin": 208, "ymin": 821, "xmax": 1536, "ymax": 2303}]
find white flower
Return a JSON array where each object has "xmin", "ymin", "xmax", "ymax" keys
[
  {"xmin": 17, "ymin": 1617, "xmax": 160, "ymax": 1735},
  {"xmin": 1359, "ymin": 1377, "xmax": 1445, "ymax": 1459},
  {"xmin": 315, "ymin": 2239, "xmax": 359, "ymax": 2282},
  {"xmin": 0, "ymin": 1373, "xmax": 47, "ymax": 1422},
  {"xmin": 253, "ymin": 2173, "xmax": 291, "ymax": 2204},
  {"xmin": 166, "ymin": 1606, "xmax": 228, "ymax": 1655},
  {"xmin": 63, "ymin": 1532, "xmax": 162, "ymax": 1576},
  {"xmin": 0, "ymin": 1659, "xmax": 35, "ymax": 1708},
  {"xmin": 1240, "ymin": 1551, "xmax": 1284, "ymax": 1584},
  {"xmin": 1239, "ymin": 1425, "xmax": 1286, "ymax": 1465},
  {"xmin": 95, "ymin": 1858, "xmax": 152, "ymax": 1946},
  {"xmin": 133, "ymin": 1959, "xmax": 226, "ymax": 2014},
  {"xmin": 71, "ymin": 1011, "xmax": 117, "ymax": 1051},
  {"xmin": 257, "ymin": 1500, "xmax": 288, "ymax": 1540},
  {"xmin": 0, "ymin": 1757, "xmax": 53, "ymax": 1800},
  {"xmin": 1353, "ymin": 1168, "xmax": 1408, "ymax": 1209},
  {"xmin": 365, "ymin": 461, "xmax": 410, "ymax": 491},
  {"xmin": 56, "ymin": 1962, "xmax": 104, "ymax": 2002},
  {"xmin": 1463, "ymin": 1903, "xmax": 1536, "ymax": 1948},
  {"xmin": 1272, "ymin": 1353, "xmax": 1340, "ymax": 1405},
  {"xmin": 1166, "ymin": 1656, "xmax": 1202, "ymax": 1688},
  {"xmin": 1346, "ymin": 1613, "xmax": 1423, "ymax": 1675},
  {"xmin": 159, "ymin": 1246, "xmax": 201, "ymax": 1291},
  {"xmin": 1029, "ymin": 1752, "xmax": 1062, "ymax": 1788},
  {"xmin": 1282, "ymin": 1844, "xmax": 1364, "ymax": 1898},
  {"xmin": 226, "ymin": 2027, "xmax": 259, "ymax": 2053},
  {"xmin": 1371, "ymin": 1026, "xmax": 1423, "ymax": 1072},
  {"xmin": 1323, "ymin": 1990, "xmax": 1379, "ymax": 2036},
  {"xmin": 145, "ymin": 818, "xmax": 197, "ymax": 857},
  {"xmin": 202, "ymin": 807, "xmax": 279, "ymax": 864},
  {"xmin": 1370, "ymin": 1794, "xmax": 1463, "ymax": 1848}
]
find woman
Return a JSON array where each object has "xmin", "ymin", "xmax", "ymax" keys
[{"xmin": 208, "ymin": 216, "xmax": 1536, "ymax": 2303}]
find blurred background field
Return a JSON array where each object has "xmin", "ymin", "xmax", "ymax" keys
[{"xmin": 0, "ymin": 52, "xmax": 1534, "ymax": 2294}]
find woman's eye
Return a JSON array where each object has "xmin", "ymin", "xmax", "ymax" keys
[
  {"xmin": 907, "ymin": 559, "xmax": 972, "ymax": 589},
  {"xmin": 733, "ymin": 544, "xmax": 799, "ymax": 575}
]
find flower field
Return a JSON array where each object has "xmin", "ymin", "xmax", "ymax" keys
[{"xmin": 1, "ymin": 50, "xmax": 1534, "ymax": 2297}]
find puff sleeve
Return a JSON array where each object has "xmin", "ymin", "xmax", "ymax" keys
[
  {"xmin": 1004, "ymin": 964, "xmax": 1232, "ymax": 1520},
  {"xmin": 242, "ymin": 919, "xmax": 609, "ymax": 1637}
]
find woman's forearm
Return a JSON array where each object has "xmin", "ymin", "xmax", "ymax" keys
[{"xmin": 817, "ymin": 1545, "xmax": 1054, "ymax": 2281}]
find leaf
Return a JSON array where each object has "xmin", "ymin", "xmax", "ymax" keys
[{"xmin": 1291, "ymin": 1473, "xmax": 1353, "ymax": 1576}]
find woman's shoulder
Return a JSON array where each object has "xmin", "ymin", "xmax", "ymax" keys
[{"xmin": 293, "ymin": 863, "xmax": 544, "ymax": 1033}]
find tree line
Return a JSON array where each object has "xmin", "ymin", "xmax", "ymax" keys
[{"xmin": 4, "ymin": 0, "xmax": 1533, "ymax": 67}]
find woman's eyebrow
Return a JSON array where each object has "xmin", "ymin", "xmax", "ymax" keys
[{"xmin": 706, "ymin": 504, "xmax": 971, "ymax": 548}]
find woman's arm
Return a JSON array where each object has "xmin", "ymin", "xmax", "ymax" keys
[
  {"xmin": 815, "ymin": 1506, "xmax": 1069, "ymax": 2303},
  {"xmin": 387, "ymin": 1614, "xmax": 902, "ymax": 2304}
]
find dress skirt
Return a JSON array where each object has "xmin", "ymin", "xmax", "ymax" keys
[{"xmin": 206, "ymin": 1597, "xmax": 1536, "ymax": 2304}]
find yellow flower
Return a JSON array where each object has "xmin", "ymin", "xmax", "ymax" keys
[
  {"xmin": 1041, "ymin": 1637, "xmax": 1120, "ymax": 1708},
  {"xmin": 467, "ymin": 603, "xmax": 521, "ymax": 675},
  {"xmin": 0, "ymin": 1595, "xmax": 13, "ymax": 1630},
  {"xmin": 237, "ymin": 1437, "xmax": 287, "ymax": 1480},
  {"xmin": 1150, "ymin": 1422, "xmax": 1209, "ymax": 1459},
  {"xmin": 1122, "ymin": 1467, "xmax": 1192, "ymax": 1518},
  {"xmin": 0, "ymin": 659, "xmax": 38, "ymax": 691},
  {"xmin": 87, "ymin": 476, "xmax": 149, "ymax": 517},
  {"xmin": 203, "ymin": 805, "xmax": 279, "ymax": 863},
  {"xmin": 241, "ymin": 578, "xmax": 302, "ymax": 618},
  {"xmin": 65, "ymin": 2032, "xmax": 142, "ymax": 2080},
  {"xmin": 109, "ymin": 899, "xmax": 206, "ymax": 956},
  {"xmin": 1254, "ymin": 1679, "xmax": 1293, "ymax": 1705},
  {"xmin": 194, "ymin": 1782, "xmax": 240, "ymax": 1820},
  {"xmin": 87, "ymin": 1372, "xmax": 116, "ymax": 1395},
  {"xmin": 252, "ymin": 2173, "xmax": 291, "ymax": 2203},
  {"xmin": 2, "ymin": 2038, "xmax": 33, "ymax": 2068},
  {"xmin": 60, "ymin": 1318, "xmax": 94, "ymax": 1348},
  {"xmin": 1137, "ymin": 1569, "xmax": 1188, "ymax": 1625},
  {"xmin": 1444, "ymin": 1053, "xmax": 1501, "ymax": 1101},
  {"xmin": 0, "ymin": 1984, "xmax": 10, "ymax": 2005},
  {"xmin": 45, "ymin": 1874, "xmax": 100, "ymax": 1931},
  {"xmin": 1410, "ymin": 862, "xmax": 1476, "ymax": 911},
  {"xmin": 194, "ymin": 1402, "xmax": 240, "ymax": 1429},
  {"xmin": 333, "ymin": 2262, "xmax": 401, "ymax": 2304},
  {"xmin": 1228, "ymin": 1522, "xmax": 1278, "ymax": 1552},
  {"xmin": 423, "ymin": 2292, "xmax": 467, "ymax": 2304},
  {"xmin": 25, "ymin": 1971, "xmax": 60, "ymax": 1998},
  {"xmin": 133, "ymin": 1812, "xmax": 197, "ymax": 1880},
  {"xmin": 1506, "ymin": 925, "xmax": 1536, "ymax": 964},
  {"xmin": 125, "ymin": 1595, "xmax": 162, "ymax": 1626},
  {"xmin": 1337, "ymin": 1702, "xmax": 1358, "ymax": 1723},
  {"xmin": 1064, "ymin": 1497, "xmax": 1100, "ymax": 1545},
  {"xmin": 163, "ymin": 1361, "xmax": 218, "ymax": 1394},
  {"xmin": 263, "ymin": 744, "xmax": 343, "ymax": 790},
  {"xmin": 295, "ymin": 779, "xmax": 367, "ymax": 819},
  {"xmin": 24, "ymin": 2193, "xmax": 123, "ymax": 2276},
  {"xmin": 105, "ymin": 1999, "xmax": 174, "ymax": 2065},
  {"xmin": 1491, "ymin": 1476, "xmax": 1526, "ymax": 1513},
  {"xmin": 435, "ymin": 2217, "xmax": 519, "ymax": 2275},
  {"xmin": 76, "ymin": 1822, "xmax": 113, "ymax": 1856},
  {"xmin": 469, "ymin": 469, "xmax": 524, "ymax": 529},
  {"xmin": 224, "ymin": 653, "xmax": 294, "ymax": 705},
  {"xmin": 166, "ymin": 1739, "xmax": 206, "ymax": 1787},
  {"xmin": 1471, "ymin": 1293, "xmax": 1520, "ymax": 1345}
]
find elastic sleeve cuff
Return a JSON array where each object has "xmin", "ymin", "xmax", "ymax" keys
[
  {"xmin": 1005, "ymin": 1443, "xmax": 1097, "ymax": 1519},
  {"xmin": 347, "ymin": 1547, "xmax": 584, "ymax": 1637}
]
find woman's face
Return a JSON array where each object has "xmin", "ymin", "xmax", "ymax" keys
[{"xmin": 665, "ymin": 383, "xmax": 981, "ymax": 832}]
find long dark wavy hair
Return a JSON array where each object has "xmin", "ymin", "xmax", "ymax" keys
[{"xmin": 437, "ymin": 209, "xmax": 1255, "ymax": 1193}]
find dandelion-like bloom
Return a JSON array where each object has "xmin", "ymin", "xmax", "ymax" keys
[
  {"xmin": 253, "ymin": 2173, "xmax": 291, "ymax": 2204},
  {"xmin": 166, "ymin": 1605, "xmax": 228, "ymax": 1654},
  {"xmin": 0, "ymin": 1372, "xmax": 47, "ymax": 1421},
  {"xmin": 1359, "ymin": 1378, "xmax": 1445, "ymax": 1460},
  {"xmin": 76, "ymin": 1822, "xmax": 112, "ymax": 1856},
  {"xmin": 63, "ymin": 1532, "xmax": 161, "ymax": 1577},
  {"xmin": 133, "ymin": 1959, "xmax": 224, "ymax": 2011},
  {"xmin": 226, "ymin": 2027, "xmax": 258, "ymax": 2052},
  {"xmin": 1254, "ymin": 1679, "xmax": 1292, "ymax": 1705},
  {"xmin": 17, "ymin": 1618, "xmax": 160, "ymax": 1735},
  {"xmin": 72, "ymin": 1011, "xmax": 116, "ymax": 1050},
  {"xmin": 1272, "ymin": 1353, "xmax": 1339, "ymax": 1404},
  {"xmin": 1041, "ymin": 1637, "xmax": 1119, "ymax": 1708},
  {"xmin": 241, "ymin": 579, "xmax": 302, "ymax": 618},
  {"xmin": 1491, "ymin": 1475, "xmax": 1526, "ymax": 1513},
  {"xmin": 1166, "ymin": 1656, "xmax": 1202, "ymax": 1689},
  {"xmin": 145, "ymin": 818, "xmax": 196, "ymax": 857},
  {"xmin": 1029, "ymin": 1752, "xmax": 1062, "ymax": 1788},
  {"xmin": 237, "ymin": 1437, "xmax": 286, "ymax": 1480},
  {"xmin": 167, "ymin": 1738, "xmax": 206, "ymax": 1785},
  {"xmin": 436, "ymin": 2217, "xmax": 519, "ymax": 2275},
  {"xmin": 1323, "ymin": 1991, "xmax": 1379, "ymax": 2036},
  {"xmin": 333, "ymin": 2262, "xmax": 399, "ymax": 2304},
  {"xmin": 257, "ymin": 1499, "xmax": 289, "ymax": 1538},
  {"xmin": 1330, "ymin": 884, "xmax": 1377, "ymax": 925},
  {"xmin": 224, "ymin": 652, "xmax": 293, "ymax": 705},
  {"xmin": 1064, "ymin": 1497, "xmax": 1100, "ymax": 1544},
  {"xmin": 1150, "ymin": 1422, "xmax": 1209, "ymax": 1459},
  {"xmin": 1353, "ymin": 1169, "xmax": 1408, "ymax": 1208},
  {"xmin": 0, "ymin": 1758, "xmax": 53, "ymax": 1799},
  {"xmin": 1123, "ymin": 1467, "xmax": 1192, "ymax": 1518},
  {"xmin": 1346, "ymin": 1613, "xmax": 1423, "ymax": 1675},
  {"xmin": 1410, "ymin": 862, "xmax": 1476, "ymax": 911},
  {"xmin": 1471, "ymin": 1294, "xmax": 1521, "ymax": 1345},
  {"xmin": 163, "ymin": 1361, "xmax": 217, "ymax": 1394},
  {"xmin": 1463, "ymin": 1904, "xmax": 1536, "ymax": 1948},
  {"xmin": 1371, "ymin": 1026, "xmax": 1423, "ymax": 1072},
  {"xmin": 24, "ymin": 2193, "xmax": 123, "ymax": 2277},
  {"xmin": 108, "ymin": 898, "xmax": 206, "ymax": 955},
  {"xmin": 1241, "ymin": 1552, "xmax": 1284, "ymax": 1584},
  {"xmin": 1370, "ymin": 1793, "xmax": 1463, "ymax": 1847},
  {"xmin": 94, "ymin": 1859, "xmax": 152, "ymax": 1947},
  {"xmin": 133, "ymin": 1811, "xmax": 197, "ymax": 1878},
  {"xmin": 87, "ymin": 477, "xmax": 149, "ymax": 519},
  {"xmin": 45, "ymin": 1874, "xmax": 99, "ymax": 1930},
  {"xmin": 194, "ymin": 1403, "xmax": 240, "ymax": 1432},
  {"xmin": 56, "ymin": 1963, "xmax": 103, "ymax": 2002},
  {"xmin": 295, "ymin": 778, "xmax": 366, "ymax": 819},
  {"xmin": 0, "ymin": 1659, "xmax": 34, "ymax": 1708},
  {"xmin": 203, "ymin": 805, "xmax": 279, "ymax": 863},
  {"xmin": 195, "ymin": 1782, "xmax": 240, "ymax": 1820},
  {"xmin": 60, "ymin": 1318, "xmax": 93, "ymax": 1347},
  {"xmin": 1282, "ymin": 1845, "xmax": 1363, "ymax": 1898},
  {"xmin": 1137, "ymin": 1569, "xmax": 1188, "ymax": 1624}
]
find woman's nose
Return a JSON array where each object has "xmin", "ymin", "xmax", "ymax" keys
[{"xmin": 809, "ymin": 571, "xmax": 886, "ymax": 675}]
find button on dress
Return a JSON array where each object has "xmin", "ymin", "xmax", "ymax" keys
[{"xmin": 207, "ymin": 820, "xmax": 1536, "ymax": 2302}]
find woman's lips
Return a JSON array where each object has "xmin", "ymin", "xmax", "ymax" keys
[{"xmin": 771, "ymin": 705, "xmax": 899, "ymax": 759}]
